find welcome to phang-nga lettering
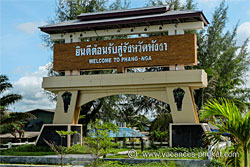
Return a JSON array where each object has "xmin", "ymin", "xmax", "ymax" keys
[{"xmin": 75, "ymin": 40, "xmax": 168, "ymax": 57}]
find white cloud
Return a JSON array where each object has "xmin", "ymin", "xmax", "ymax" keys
[
  {"xmin": 16, "ymin": 21, "xmax": 46, "ymax": 34},
  {"xmin": 237, "ymin": 22, "xmax": 250, "ymax": 87},
  {"xmin": 245, "ymin": 69, "xmax": 250, "ymax": 87},
  {"xmin": 237, "ymin": 22, "xmax": 250, "ymax": 52},
  {"xmin": 9, "ymin": 63, "xmax": 56, "ymax": 112}
]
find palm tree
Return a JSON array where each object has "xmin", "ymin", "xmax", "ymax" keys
[
  {"xmin": 0, "ymin": 75, "xmax": 22, "ymax": 108},
  {"xmin": 117, "ymin": 105, "xmax": 139, "ymax": 127},
  {"xmin": 150, "ymin": 112, "xmax": 173, "ymax": 145},
  {"xmin": 0, "ymin": 75, "xmax": 35, "ymax": 140},
  {"xmin": 200, "ymin": 98, "xmax": 250, "ymax": 167},
  {"xmin": 0, "ymin": 74, "xmax": 23, "ymax": 125}
]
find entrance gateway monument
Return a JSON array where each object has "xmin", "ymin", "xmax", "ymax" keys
[{"xmin": 36, "ymin": 6, "xmax": 210, "ymax": 148}]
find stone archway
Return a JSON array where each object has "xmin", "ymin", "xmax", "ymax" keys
[
  {"xmin": 36, "ymin": 5, "xmax": 210, "ymax": 148},
  {"xmin": 43, "ymin": 69, "xmax": 207, "ymax": 125}
]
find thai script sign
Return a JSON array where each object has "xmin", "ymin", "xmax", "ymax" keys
[
  {"xmin": 75, "ymin": 40, "xmax": 167, "ymax": 57},
  {"xmin": 53, "ymin": 34, "xmax": 197, "ymax": 71}
]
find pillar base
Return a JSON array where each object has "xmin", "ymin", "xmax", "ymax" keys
[
  {"xmin": 169, "ymin": 123, "xmax": 210, "ymax": 147},
  {"xmin": 35, "ymin": 124, "xmax": 82, "ymax": 147}
]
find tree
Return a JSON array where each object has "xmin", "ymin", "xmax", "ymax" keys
[
  {"xmin": 200, "ymin": 98, "xmax": 250, "ymax": 167},
  {"xmin": 147, "ymin": 0, "xmax": 196, "ymax": 10},
  {"xmin": 0, "ymin": 75, "xmax": 35, "ymax": 140},
  {"xmin": 113, "ymin": 94, "xmax": 164, "ymax": 131},
  {"xmin": 195, "ymin": 1, "xmax": 250, "ymax": 111},
  {"xmin": 150, "ymin": 112, "xmax": 173, "ymax": 146},
  {"xmin": 116, "ymin": 99, "xmax": 140, "ymax": 128},
  {"xmin": 109, "ymin": 0, "xmax": 130, "ymax": 10},
  {"xmin": 79, "ymin": 95, "xmax": 120, "ymax": 136},
  {"xmin": 84, "ymin": 119, "xmax": 119, "ymax": 167},
  {"xmin": 0, "ymin": 75, "xmax": 22, "ymax": 108},
  {"xmin": 0, "ymin": 112, "xmax": 36, "ymax": 137},
  {"xmin": 45, "ymin": 130, "xmax": 78, "ymax": 167}
]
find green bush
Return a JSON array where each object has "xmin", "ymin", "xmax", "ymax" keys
[
  {"xmin": 4, "ymin": 144, "xmax": 52, "ymax": 152},
  {"xmin": 66, "ymin": 144, "xmax": 88, "ymax": 154},
  {"xmin": 0, "ymin": 144, "xmax": 55, "ymax": 156},
  {"xmin": 208, "ymin": 160, "xmax": 225, "ymax": 167},
  {"xmin": 1, "ymin": 143, "xmax": 88, "ymax": 156}
]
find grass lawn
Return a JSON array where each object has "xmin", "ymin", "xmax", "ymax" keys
[
  {"xmin": 0, "ymin": 151, "xmax": 56, "ymax": 156},
  {"xmin": 107, "ymin": 154, "xmax": 207, "ymax": 160},
  {"xmin": 107, "ymin": 147, "xmax": 208, "ymax": 160},
  {"xmin": 0, "ymin": 144, "xmax": 54, "ymax": 156},
  {"xmin": 0, "ymin": 162, "xmax": 182, "ymax": 167},
  {"xmin": 0, "ymin": 145, "xmax": 227, "ymax": 166},
  {"xmin": 0, "ymin": 144, "xmax": 90, "ymax": 156},
  {"xmin": 0, "ymin": 144, "xmax": 208, "ymax": 160},
  {"xmin": 102, "ymin": 161, "xmax": 182, "ymax": 167}
]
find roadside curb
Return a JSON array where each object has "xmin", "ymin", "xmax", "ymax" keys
[
  {"xmin": 0, "ymin": 155, "xmax": 93, "ymax": 166},
  {"xmin": 0, "ymin": 165, "xmax": 83, "ymax": 167}
]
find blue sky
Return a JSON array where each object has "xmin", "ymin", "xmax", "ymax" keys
[{"xmin": 0, "ymin": 0, "xmax": 250, "ymax": 112}]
